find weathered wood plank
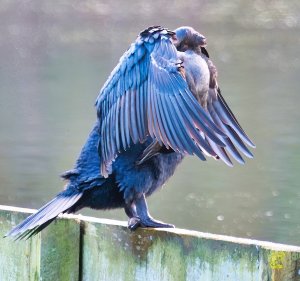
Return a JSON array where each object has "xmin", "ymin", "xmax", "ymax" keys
[
  {"xmin": 80, "ymin": 216, "xmax": 300, "ymax": 281},
  {"xmin": 0, "ymin": 208, "xmax": 40, "ymax": 281},
  {"xmin": 40, "ymin": 217, "xmax": 81, "ymax": 281},
  {"xmin": 1, "ymin": 205, "xmax": 300, "ymax": 281},
  {"xmin": 0, "ymin": 205, "xmax": 80, "ymax": 281}
]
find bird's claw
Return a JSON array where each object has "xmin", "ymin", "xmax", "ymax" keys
[
  {"xmin": 128, "ymin": 217, "xmax": 142, "ymax": 231},
  {"xmin": 128, "ymin": 216, "xmax": 175, "ymax": 230}
]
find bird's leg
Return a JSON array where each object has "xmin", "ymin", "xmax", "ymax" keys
[
  {"xmin": 125, "ymin": 203, "xmax": 141, "ymax": 230},
  {"xmin": 134, "ymin": 194, "xmax": 175, "ymax": 229}
]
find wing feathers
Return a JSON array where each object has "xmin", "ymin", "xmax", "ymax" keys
[
  {"xmin": 96, "ymin": 26, "xmax": 254, "ymax": 176},
  {"xmin": 115, "ymin": 97, "xmax": 121, "ymax": 152},
  {"xmin": 160, "ymin": 94, "xmax": 184, "ymax": 151},
  {"xmin": 124, "ymin": 90, "xmax": 131, "ymax": 147},
  {"xmin": 154, "ymin": 93, "xmax": 169, "ymax": 147},
  {"xmin": 207, "ymin": 138, "xmax": 233, "ymax": 167},
  {"xmin": 129, "ymin": 90, "xmax": 139, "ymax": 143},
  {"xmin": 212, "ymin": 97, "xmax": 255, "ymax": 148},
  {"xmin": 169, "ymin": 95, "xmax": 207, "ymax": 160},
  {"xmin": 206, "ymin": 89, "xmax": 254, "ymax": 165}
]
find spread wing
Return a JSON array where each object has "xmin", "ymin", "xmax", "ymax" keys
[
  {"xmin": 202, "ymin": 48, "xmax": 255, "ymax": 166},
  {"xmin": 95, "ymin": 26, "xmax": 225, "ymax": 177}
]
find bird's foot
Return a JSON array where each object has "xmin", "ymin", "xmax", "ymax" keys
[
  {"xmin": 141, "ymin": 217, "xmax": 175, "ymax": 228},
  {"xmin": 128, "ymin": 217, "xmax": 141, "ymax": 231},
  {"xmin": 128, "ymin": 216, "xmax": 174, "ymax": 230}
]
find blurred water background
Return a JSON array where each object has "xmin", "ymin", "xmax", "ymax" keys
[{"xmin": 0, "ymin": 0, "xmax": 300, "ymax": 245}]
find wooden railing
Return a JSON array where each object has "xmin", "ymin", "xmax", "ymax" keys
[{"xmin": 1, "ymin": 205, "xmax": 300, "ymax": 281}]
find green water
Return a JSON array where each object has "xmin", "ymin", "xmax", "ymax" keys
[{"xmin": 0, "ymin": 0, "xmax": 300, "ymax": 245}]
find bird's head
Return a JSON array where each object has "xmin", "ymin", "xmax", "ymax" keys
[{"xmin": 173, "ymin": 26, "xmax": 207, "ymax": 52}]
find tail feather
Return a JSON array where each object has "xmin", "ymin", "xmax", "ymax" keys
[
  {"xmin": 5, "ymin": 190, "xmax": 83, "ymax": 239},
  {"xmin": 15, "ymin": 218, "xmax": 57, "ymax": 240}
]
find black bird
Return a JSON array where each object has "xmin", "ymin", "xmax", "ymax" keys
[{"xmin": 6, "ymin": 26, "xmax": 255, "ymax": 239}]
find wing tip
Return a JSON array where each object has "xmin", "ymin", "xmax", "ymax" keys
[
  {"xmin": 248, "ymin": 140, "xmax": 256, "ymax": 149},
  {"xmin": 223, "ymin": 159, "xmax": 234, "ymax": 167},
  {"xmin": 245, "ymin": 151, "xmax": 254, "ymax": 159},
  {"xmin": 236, "ymin": 158, "xmax": 246, "ymax": 165}
]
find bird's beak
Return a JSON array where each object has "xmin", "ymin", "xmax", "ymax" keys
[{"xmin": 196, "ymin": 34, "xmax": 207, "ymax": 47}]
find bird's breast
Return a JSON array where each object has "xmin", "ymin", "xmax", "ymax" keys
[{"xmin": 182, "ymin": 51, "xmax": 210, "ymax": 107}]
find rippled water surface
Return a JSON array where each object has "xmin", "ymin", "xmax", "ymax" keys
[{"xmin": 1, "ymin": 0, "xmax": 300, "ymax": 245}]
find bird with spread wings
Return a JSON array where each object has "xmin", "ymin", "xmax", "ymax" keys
[{"xmin": 6, "ymin": 26, "xmax": 255, "ymax": 239}]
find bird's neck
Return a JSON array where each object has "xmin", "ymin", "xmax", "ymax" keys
[{"xmin": 194, "ymin": 46, "xmax": 202, "ymax": 55}]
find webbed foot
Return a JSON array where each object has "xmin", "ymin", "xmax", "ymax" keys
[
  {"xmin": 139, "ymin": 217, "xmax": 174, "ymax": 228},
  {"xmin": 128, "ymin": 216, "xmax": 174, "ymax": 230}
]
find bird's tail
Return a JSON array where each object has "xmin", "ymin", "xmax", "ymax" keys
[{"xmin": 5, "ymin": 189, "xmax": 83, "ymax": 240}]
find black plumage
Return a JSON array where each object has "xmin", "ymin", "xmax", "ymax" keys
[{"xmin": 6, "ymin": 26, "xmax": 254, "ymax": 239}]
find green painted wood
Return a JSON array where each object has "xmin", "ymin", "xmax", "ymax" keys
[
  {"xmin": 0, "ymin": 208, "xmax": 40, "ymax": 281},
  {"xmin": 80, "ymin": 217, "xmax": 300, "ymax": 281},
  {"xmin": 0, "ymin": 205, "xmax": 80, "ymax": 281},
  {"xmin": 40, "ymin": 218, "xmax": 81, "ymax": 281},
  {"xmin": 1, "ymin": 205, "xmax": 300, "ymax": 281}
]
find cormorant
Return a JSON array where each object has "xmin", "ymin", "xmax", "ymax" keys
[{"xmin": 6, "ymin": 26, "xmax": 255, "ymax": 239}]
